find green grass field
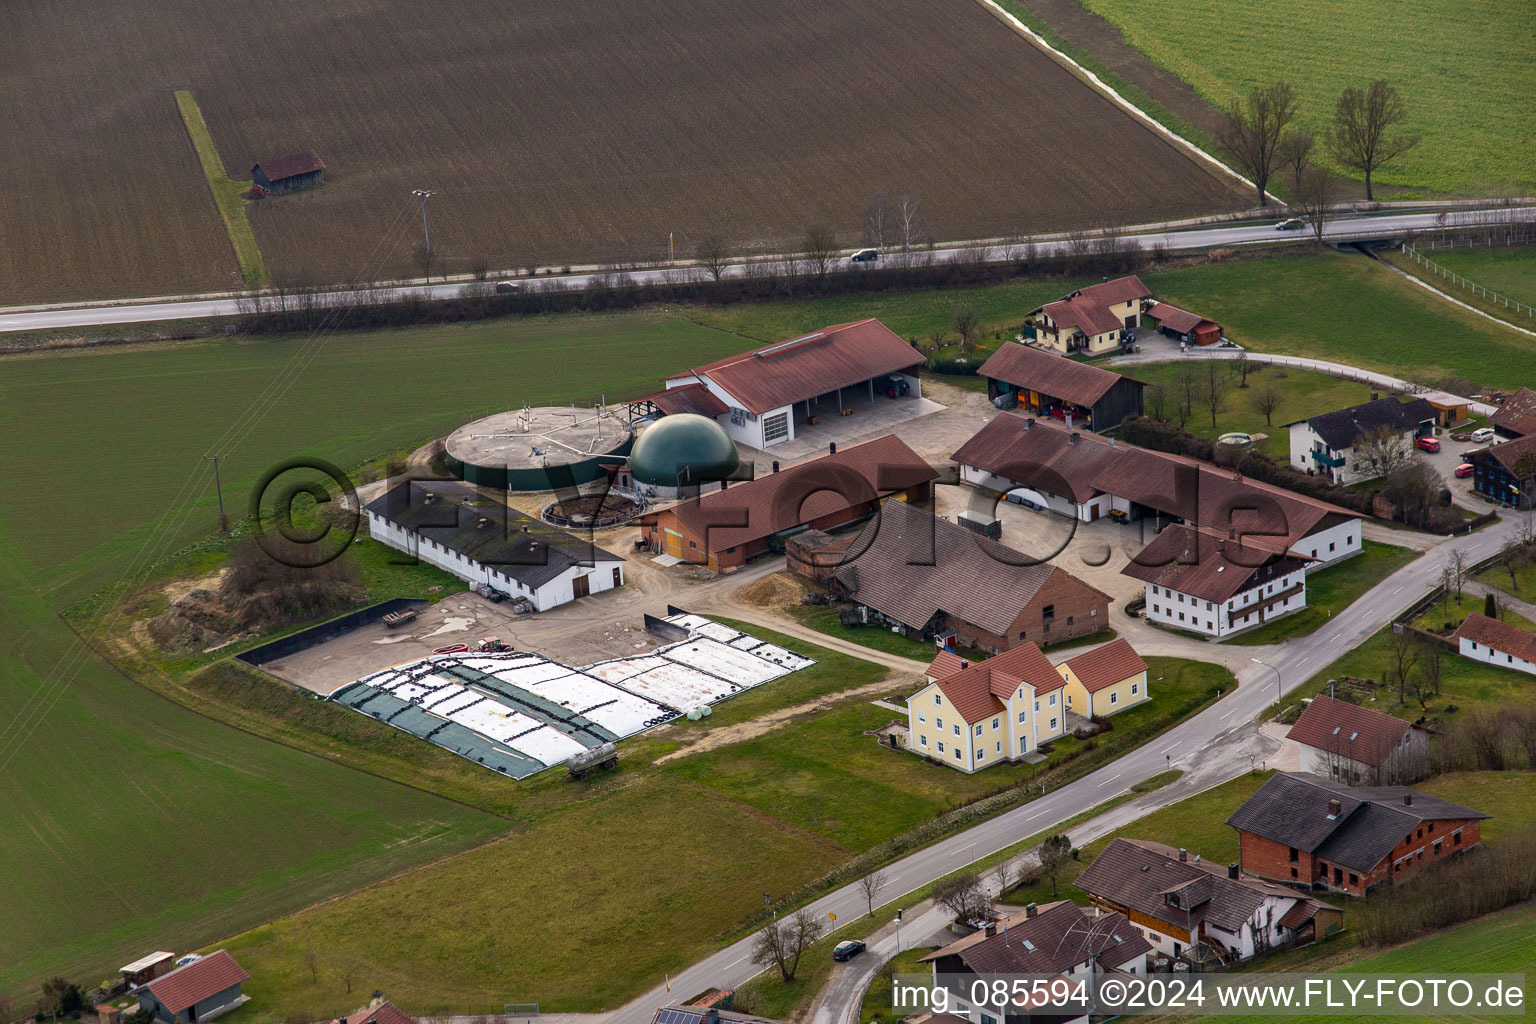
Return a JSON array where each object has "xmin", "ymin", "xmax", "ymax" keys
[
  {"xmin": 1419, "ymin": 244, "xmax": 1536, "ymax": 308},
  {"xmin": 1412, "ymin": 590, "xmax": 1532, "ymax": 634},
  {"xmin": 1223, "ymin": 541, "xmax": 1419, "ymax": 645},
  {"xmin": 174, "ymin": 90, "xmax": 267, "ymax": 286},
  {"xmin": 1073, "ymin": 0, "xmax": 1536, "ymax": 196}
]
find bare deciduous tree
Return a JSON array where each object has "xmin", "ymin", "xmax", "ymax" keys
[
  {"xmin": 1354, "ymin": 424, "xmax": 1418, "ymax": 480},
  {"xmin": 1277, "ymin": 127, "xmax": 1316, "ymax": 188},
  {"xmin": 1450, "ymin": 548, "xmax": 1469, "ymax": 600},
  {"xmin": 697, "ymin": 235, "xmax": 730, "ymax": 282},
  {"xmin": 1038, "ymin": 834, "xmax": 1073, "ymax": 898},
  {"xmin": 1293, "ymin": 164, "xmax": 1338, "ymax": 246},
  {"xmin": 751, "ymin": 909, "xmax": 824, "ymax": 982},
  {"xmin": 952, "ymin": 306, "xmax": 980, "ymax": 356},
  {"xmin": 1176, "ymin": 364, "xmax": 1199, "ymax": 427},
  {"xmin": 897, "ymin": 195, "xmax": 925, "ymax": 252},
  {"xmin": 1216, "ymin": 81, "xmax": 1297, "ymax": 206},
  {"xmin": 303, "ymin": 946, "xmax": 319, "ymax": 984},
  {"xmin": 1330, "ymin": 80, "xmax": 1420, "ymax": 201},
  {"xmin": 1202, "ymin": 359, "xmax": 1229, "ymax": 427},
  {"xmin": 1385, "ymin": 627, "xmax": 1421, "ymax": 705},
  {"xmin": 1230, "ymin": 351, "xmax": 1254, "ymax": 388},
  {"xmin": 863, "ymin": 194, "xmax": 892, "ymax": 249},
  {"xmin": 932, "ymin": 870, "xmax": 988, "ymax": 924},
  {"xmin": 858, "ymin": 869, "xmax": 887, "ymax": 918},
  {"xmin": 1252, "ymin": 381, "xmax": 1282, "ymax": 426},
  {"xmin": 802, "ymin": 225, "xmax": 838, "ymax": 279},
  {"xmin": 1147, "ymin": 382, "xmax": 1170, "ymax": 421}
]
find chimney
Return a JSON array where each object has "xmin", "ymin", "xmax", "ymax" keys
[
  {"xmin": 1069, "ymin": 432, "xmax": 1080, "ymax": 445},
  {"xmin": 829, "ymin": 441, "xmax": 837, "ymax": 454},
  {"xmin": 1025, "ymin": 902, "xmax": 1038, "ymax": 919},
  {"xmin": 985, "ymin": 922, "xmax": 998, "ymax": 936},
  {"xmin": 522, "ymin": 525, "xmax": 530, "ymax": 533},
  {"xmin": 1403, "ymin": 793, "xmax": 1413, "ymax": 806},
  {"xmin": 960, "ymin": 659, "xmax": 970, "ymax": 670},
  {"xmin": 1227, "ymin": 862, "xmax": 1239, "ymax": 879},
  {"xmin": 721, "ymin": 479, "xmax": 728, "ymax": 489},
  {"xmin": 1371, "ymin": 391, "xmax": 1380, "ymax": 401},
  {"xmin": 772, "ymin": 460, "xmax": 780, "ymax": 473},
  {"xmin": 705, "ymin": 1010, "xmax": 720, "ymax": 1024},
  {"xmin": 1025, "ymin": 417, "xmax": 1035, "ymax": 430},
  {"xmin": 1178, "ymin": 848, "xmax": 1187, "ymax": 862},
  {"xmin": 1327, "ymin": 799, "xmax": 1342, "ymax": 818}
]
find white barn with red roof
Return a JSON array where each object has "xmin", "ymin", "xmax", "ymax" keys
[{"xmin": 660, "ymin": 319, "xmax": 923, "ymax": 448}]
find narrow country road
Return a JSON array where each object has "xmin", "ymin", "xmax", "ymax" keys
[{"xmin": 4, "ymin": 207, "xmax": 1530, "ymax": 334}]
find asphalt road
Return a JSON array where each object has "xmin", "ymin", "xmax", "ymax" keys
[
  {"xmin": 602, "ymin": 510, "xmax": 1523, "ymax": 1024},
  {"xmin": 4, "ymin": 207, "xmax": 1531, "ymax": 334}
]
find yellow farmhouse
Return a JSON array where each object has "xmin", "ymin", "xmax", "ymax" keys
[
  {"xmin": 907, "ymin": 639, "xmax": 1149, "ymax": 773},
  {"xmin": 1026, "ymin": 275, "xmax": 1151, "ymax": 356}
]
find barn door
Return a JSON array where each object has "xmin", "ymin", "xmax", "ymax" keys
[{"xmin": 573, "ymin": 574, "xmax": 590, "ymax": 598}]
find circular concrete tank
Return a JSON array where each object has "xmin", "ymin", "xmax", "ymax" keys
[{"xmin": 444, "ymin": 405, "xmax": 633, "ymax": 492}]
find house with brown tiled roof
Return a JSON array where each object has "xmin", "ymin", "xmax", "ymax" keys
[
  {"xmin": 636, "ymin": 434, "xmax": 936, "ymax": 571},
  {"xmin": 978, "ymin": 343, "xmax": 1144, "ymax": 431},
  {"xmin": 1454, "ymin": 612, "xmax": 1536, "ymax": 676},
  {"xmin": 908, "ymin": 634, "xmax": 1150, "ymax": 772},
  {"xmin": 1144, "ymin": 302, "xmax": 1223, "ymax": 346},
  {"xmin": 827, "ymin": 498, "xmax": 1111, "ymax": 651},
  {"xmin": 1227, "ymin": 772, "xmax": 1488, "ymax": 897},
  {"xmin": 1122, "ymin": 525, "xmax": 1311, "ymax": 638},
  {"xmin": 920, "ymin": 900, "xmax": 1151, "ymax": 1024},
  {"xmin": 1491, "ymin": 386, "xmax": 1536, "ymax": 438},
  {"xmin": 658, "ymin": 319, "xmax": 924, "ymax": 448},
  {"xmin": 339, "ymin": 1002, "xmax": 416, "ymax": 1024},
  {"xmin": 133, "ymin": 951, "xmax": 248, "ymax": 1024},
  {"xmin": 1074, "ymin": 839, "xmax": 1341, "ymax": 964},
  {"xmin": 1468, "ymin": 432, "xmax": 1536, "ymax": 508},
  {"xmin": 1025, "ymin": 275, "xmax": 1152, "ymax": 356},
  {"xmin": 1286, "ymin": 694, "xmax": 1431, "ymax": 785},
  {"xmin": 908, "ymin": 643, "xmax": 1070, "ymax": 770},
  {"xmin": 1057, "ymin": 637, "xmax": 1148, "ymax": 718}
]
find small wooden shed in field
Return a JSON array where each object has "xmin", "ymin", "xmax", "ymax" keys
[{"xmin": 251, "ymin": 150, "xmax": 324, "ymax": 194}]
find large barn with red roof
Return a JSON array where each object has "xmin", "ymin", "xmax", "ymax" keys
[{"xmin": 655, "ymin": 319, "xmax": 924, "ymax": 448}]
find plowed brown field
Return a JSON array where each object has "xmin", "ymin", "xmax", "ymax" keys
[{"xmin": 1, "ymin": 0, "xmax": 1247, "ymax": 304}]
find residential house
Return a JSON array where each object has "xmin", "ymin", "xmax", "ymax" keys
[
  {"xmin": 826, "ymin": 498, "xmax": 1112, "ymax": 650},
  {"xmin": 1285, "ymin": 396, "xmax": 1437, "ymax": 485},
  {"xmin": 1143, "ymin": 302, "xmax": 1222, "ymax": 346},
  {"xmin": 952, "ymin": 413, "xmax": 1364, "ymax": 567},
  {"xmin": 1075, "ymin": 839, "xmax": 1342, "ymax": 964},
  {"xmin": 1226, "ymin": 772, "xmax": 1488, "ymax": 896},
  {"xmin": 1453, "ymin": 612, "xmax": 1536, "ymax": 676},
  {"xmin": 1025, "ymin": 276, "xmax": 1152, "ymax": 356},
  {"xmin": 657, "ymin": 319, "xmax": 923, "ymax": 448},
  {"xmin": 1491, "ymin": 385, "xmax": 1536, "ymax": 438},
  {"xmin": 919, "ymin": 901, "xmax": 1150, "ymax": 1024},
  {"xmin": 1057, "ymin": 637, "xmax": 1148, "ymax": 717},
  {"xmin": 133, "ymin": 951, "xmax": 249, "ymax": 1024},
  {"xmin": 1286, "ymin": 694, "xmax": 1432, "ymax": 784},
  {"xmin": 1469, "ymin": 432, "xmax": 1536, "ymax": 507},
  {"xmin": 367, "ymin": 480, "xmax": 626, "ymax": 610},
  {"xmin": 1122, "ymin": 525, "xmax": 1310, "ymax": 638},
  {"xmin": 977, "ymin": 343, "xmax": 1144, "ymax": 432},
  {"xmin": 637, "ymin": 434, "xmax": 937, "ymax": 571},
  {"xmin": 907, "ymin": 643, "xmax": 1071, "ymax": 769}
]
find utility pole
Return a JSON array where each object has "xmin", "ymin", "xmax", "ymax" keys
[
  {"xmin": 204, "ymin": 454, "xmax": 228, "ymax": 531},
  {"xmin": 412, "ymin": 189, "xmax": 436, "ymax": 252}
]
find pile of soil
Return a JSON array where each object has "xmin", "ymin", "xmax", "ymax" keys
[
  {"xmin": 736, "ymin": 570, "xmax": 815, "ymax": 611},
  {"xmin": 147, "ymin": 588, "xmax": 234, "ymax": 654}
]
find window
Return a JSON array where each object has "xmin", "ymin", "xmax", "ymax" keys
[
  {"xmin": 690, "ymin": 540, "xmax": 697, "ymax": 549},
  {"xmin": 935, "ymin": 717, "xmax": 943, "ymax": 730},
  {"xmin": 934, "ymin": 694, "xmax": 942, "ymax": 707},
  {"xmin": 974, "ymin": 723, "xmax": 983, "ymax": 737},
  {"xmin": 977, "ymin": 748, "xmax": 985, "ymax": 762},
  {"xmin": 1050, "ymin": 717, "xmax": 1058, "ymax": 731},
  {"xmin": 1349, "ymin": 872, "xmax": 1358, "ymax": 886},
  {"xmin": 1289, "ymin": 846, "xmax": 1299, "ymax": 862},
  {"xmin": 1109, "ymin": 692, "xmax": 1119, "ymax": 706},
  {"xmin": 1131, "ymin": 682, "xmax": 1140, "ymax": 696},
  {"xmin": 995, "ymin": 741, "xmax": 1002, "ymax": 753},
  {"xmin": 1067, "ymin": 616, "xmax": 1074, "ymax": 625},
  {"xmin": 1329, "ymin": 542, "xmax": 1336, "ymax": 553},
  {"xmin": 992, "ymin": 717, "xmax": 1000, "ymax": 731},
  {"xmin": 937, "ymin": 741, "xmax": 945, "ymax": 754},
  {"xmin": 1020, "ymin": 737, "xmax": 1029, "ymax": 752},
  {"xmin": 917, "ymin": 711, "xmax": 926, "ymax": 723},
  {"xmin": 919, "ymin": 735, "xmax": 928, "ymax": 748},
  {"xmin": 953, "ymin": 723, "xmax": 960, "ymax": 736},
  {"xmin": 1018, "ymin": 631, "xmax": 1026, "ymax": 639},
  {"xmin": 1152, "ymin": 604, "xmax": 1160, "ymax": 614},
  {"xmin": 763, "ymin": 411, "xmax": 790, "ymax": 443},
  {"xmin": 954, "ymin": 747, "xmax": 962, "ymax": 761},
  {"xmin": 1042, "ymin": 604, "xmax": 1055, "ymax": 621},
  {"xmin": 1018, "ymin": 710, "xmax": 1026, "ymax": 723},
  {"xmin": 1049, "ymin": 693, "xmax": 1057, "ymax": 706},
  {"xmin": 1034, "ymin": 699, "xmax": 1040, "ymax": 713}
]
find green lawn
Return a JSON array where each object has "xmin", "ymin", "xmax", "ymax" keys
[
  {"xmin": 1000, "ymin": 771, "xmax": 1273, "ymax": 907},
  {"xmin": 1223, "ymin": 540, "xmax": 1419, "ymax": 645},
  {"xmin": 175, "ymin": 90, "xmax": 267, "ymax": 286},
  {"xmin": 1412, "ymin": 590, "xmax": 1532, "ymax": 634},
  {"xmin": 1474, "ymin": 561, "xmax": 1536, "ymax": 605},
  {"xmin": 1072, "ymin": 0, "xmax": 1536, "ymax": 196},
  {"xmin": 859, "ymin": 947, "xmax": 936, "ymax": 1024},
  {"xmin": 1123, "ymin": 361, "xmax": 1380, "ymax": 459},
  {"xmin": 1419, "ymin": 772, "xmax": 1536, "ymax": 843},
  {"xmin": 789, "ymin": 605, "xmax": 944, "ymax": 662}
]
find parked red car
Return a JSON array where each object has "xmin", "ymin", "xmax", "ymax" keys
[
  {"xmin": 1455, "ymin": 463, "xmax": 1474, "ymax": 478},
  {"xmin": 1416, "ymin": 436, "xmax": 1441, "ymax": 452}
]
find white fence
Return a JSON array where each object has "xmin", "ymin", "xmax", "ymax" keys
[{"xmin": 1401, "ymin": 244, "xmax": 1535, "ymax": 320}]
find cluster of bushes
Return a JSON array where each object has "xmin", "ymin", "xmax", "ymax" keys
[
  {"xmin": 1353, "ymin": 824, "xmax": 1536, "ymax": 947},
  {"xmin": 1431, "ymin": 705, "xmax": 1536, "ymax": 772}
]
